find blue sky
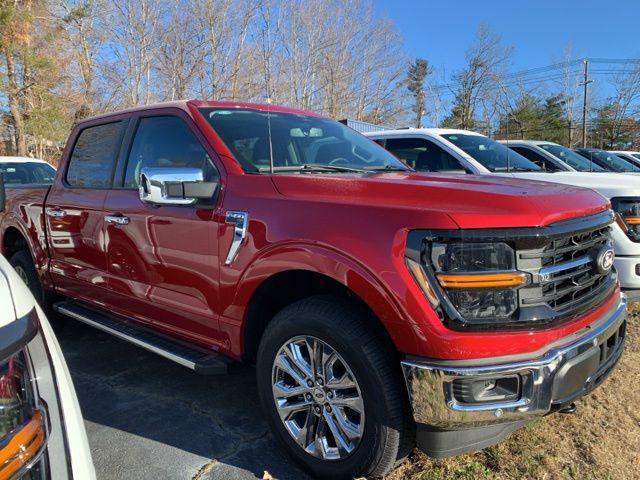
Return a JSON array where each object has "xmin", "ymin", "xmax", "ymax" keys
[{"xmin": 373, "ymin": 0, "xmax": 640, "ymax": 74}]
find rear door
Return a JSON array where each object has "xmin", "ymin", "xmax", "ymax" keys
[
  {"xmin": 101, "ymin": 111, "xmax": 224, "ymax": 347},
  {"xmin": 46, "ymin": 120, "xmax": 127, "ymax": 304}
]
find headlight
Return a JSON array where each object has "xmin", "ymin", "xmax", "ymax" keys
[
  {"xmin": 612, "ymin": 197, "xmax": 640, "ymax": 242},
  {"xmin": 0, "ymin": 321, "xmax": 48, "ymax": 480},
  {"xmin": 406, "ymin": 240, "xmax": 529, "ymax": 329}
]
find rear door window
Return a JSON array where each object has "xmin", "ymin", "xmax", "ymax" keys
[
  {"xmin": 66, "ymin": 121, "xmax": 125, "ymax": 188},
  {"xmin": 510, "ymin": 146, "xmax": 562, "ymax": 172},
  {"xmin": 385, "ymin": 137, "xmax": 466, "ymax": 172}
]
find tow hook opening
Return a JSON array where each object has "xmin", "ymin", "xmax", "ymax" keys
[{"xmin": 558, "ymin": 402, "xmax": 577, "ymax": 414}]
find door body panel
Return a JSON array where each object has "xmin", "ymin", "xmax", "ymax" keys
[
  {"xmin": 102, "ymin": 190, "xmax": 222, "ymax": 346},
  {"xmin": 46, "ymin": 187, "xmax": 109, "ymax": 304}
]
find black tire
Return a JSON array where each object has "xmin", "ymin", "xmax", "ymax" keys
[
  {"xmin": 256, "ymin": 295, "xmax": 413, "ymax": 479},
  {"xmin": 9, "ymin": 250, "xmax": 63, "ymax": 329}
]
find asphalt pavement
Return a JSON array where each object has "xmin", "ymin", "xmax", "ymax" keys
[{"xmin": 57, "ymin": 321, "xmax": 311, "ymax": 480}]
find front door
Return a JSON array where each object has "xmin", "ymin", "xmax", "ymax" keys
[
  {"xmin": 46, "ymin": 120, "xmax": 127, "ymax": 305},
  {"xmin": 102, "ymin": 112, "xmax": 224, "ymax": 348}
]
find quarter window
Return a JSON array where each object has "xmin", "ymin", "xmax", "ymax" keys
[
  {"xmin": 67, "ymin": 121, "xmax": 125, "ymax": 188},
  {"xmin": 124, "ymin": 116, "xmax": 218, "ymax": 188}
]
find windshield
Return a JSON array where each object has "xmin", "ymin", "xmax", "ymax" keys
[
  {"xmin": 538, "ymin": 144, "xmax": 605, "ymax": 172},
  {"xmin": 0, "ymin": 162, "xmax": 56, "ymax": 185},
  {"xmin": 578, "ymin": 150, "xmax": 640, "ymax": 172},
  {"xmin": 633, "ymin": 153, "xmax": 640, "ymax": 161},
  {"xmin": 199, "ymin": 108, "xmax": 409, "ymax": 173},
  {"xmin": 441, "ymin": 134, "xmax": 541, "ymax": 172}
]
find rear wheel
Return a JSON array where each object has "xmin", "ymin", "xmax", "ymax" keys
[
  {"xmin": 9, "ymin": 250, "xmax": 62, "ymax": 329},
  {"xmin": 256, "ymin": 295, "xmax": 412, "ymax": 479}
]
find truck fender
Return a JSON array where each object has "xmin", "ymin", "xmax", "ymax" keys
[{"xmin": 222, "ymin": 242, "xmax": 425, "ymax": 358}]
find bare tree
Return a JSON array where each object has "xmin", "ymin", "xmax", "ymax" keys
[
  {"xmin": 444, "ymin": 25, "xmax": 513, "ymax": 129},
  {"xmin": 104, "ymin": 0, "xmax": 161, "ymax": 106}
]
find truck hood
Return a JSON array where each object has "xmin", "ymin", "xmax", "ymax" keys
[
  {"xmin": 498, "ymin": 171, "xmax": 640, "ymax": 199},
  {"xmin": 272, "ymin": 172, "xmax": 609, "ymax": 229}
]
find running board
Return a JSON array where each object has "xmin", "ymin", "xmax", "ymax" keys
[{"xmin": 54, "ymin": 301, "xmax": 228, "ymax": 375}]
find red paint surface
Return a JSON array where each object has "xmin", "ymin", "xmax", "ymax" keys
[{"xmin": 0, "ymin": 100, "xmax": 616, "ymax": 362}]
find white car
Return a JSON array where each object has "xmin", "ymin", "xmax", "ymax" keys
[
  {"xmin": 0, "ymin": 156, "xmax": 56, "ymax": 186},
  {"xmin": 365, "ymin": 129, "xmax": 640, "ymax": 291},
  {"xmin": 0, "ymin": 254, "xmax": 95, "ymax": 479}
]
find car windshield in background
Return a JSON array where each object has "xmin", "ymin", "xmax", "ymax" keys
[
  {"xmin": 0, "ymin": 162, "xmax": 56, "ymax": 185},
  {"xmin": 579, "ymin": 150, "xmax": 640, "ymax": 172},
  {"xmin": 199, "ymin": 108, "xmax": 410, "ymax": 173},
  {"xmin": 441, "ymin": 134, "xmax": 541, "ymax": 172},
  {"xmin": 539, "ymin": 144, "xmax": 606, "ymax": 171}
]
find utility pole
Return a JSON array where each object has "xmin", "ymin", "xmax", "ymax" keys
[{"xmin": 580, "ymin": 59, "xmax": 593, "ymax": 148}]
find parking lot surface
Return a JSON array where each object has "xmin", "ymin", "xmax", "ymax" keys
[{"xmin": 58, "ymin": 321, "xmax": 310, "ymax": 480}]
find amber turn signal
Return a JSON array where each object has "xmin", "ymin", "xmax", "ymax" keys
[
  {"xmin": 437, "ymin": 272, "xmax": 527, "ymax": 289},
  {"xmin": 0, "ymin": 410, "xmax": 46, "ymax": 480},
  {"xmin": 623, "ymin": 216, "xmax": 640, "ymax": 225},
  {"xmin": 406, "ymin": 258, "xmax": 439, "ymax": 307}
]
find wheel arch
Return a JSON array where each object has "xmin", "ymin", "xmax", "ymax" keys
[{"xmin": 233, "ymin": 244, "xmax": 419, "ymax": 363}]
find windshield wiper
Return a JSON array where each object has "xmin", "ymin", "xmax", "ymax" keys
[
  {"xmin": 364, "ymin": 165, "xmax": 412, "ymax": 172},
  {"xmin": 258, "ymin": 164, "xmax": 369, "ymax": 174}
]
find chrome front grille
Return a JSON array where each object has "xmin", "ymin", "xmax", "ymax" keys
[{"xmin": 518, "ymin": 222, "xmax": 615, "ymax": 319}]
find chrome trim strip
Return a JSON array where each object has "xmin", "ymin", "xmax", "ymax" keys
[
  {"xmin": 55, "ymin": 305, "xmax": 196, "ymax": 370},
  {"xmin": 538, "ymin": 254, "xmax": 592, "ymax": 281},
  {"xmin": 401, "ymin": 293, "xmax": 626, "ymax": 428},
  {"xmin": 104, "ymin": 215, "xmax": 130, "ymax": 225},
  {"xmin": 224, "ymin": 211, "xmax": 249, "ymax": 265}
]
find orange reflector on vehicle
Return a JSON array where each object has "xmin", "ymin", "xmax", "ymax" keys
[
  {"xmin": 437, "ymin": 272, "xmax": 527, "ymax": 289},
  {"xmin": 615, "ymin": 213, "xmax": 629, "ymax": 233},
  {"xmin": 0, "ymin": 410, "xmax": 46, "ymax": 480},
  {"xmin": 624, "ymin": 216, "xmax": 640, "ymax": 225},
  {"xmin": 406, "ymin": 258, "xmax": 439, "ymax": 307}
]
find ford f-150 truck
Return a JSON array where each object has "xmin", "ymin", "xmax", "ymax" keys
[{"xmin": 0, "ymin": 101, "xmax": 627, "ymax": 479}]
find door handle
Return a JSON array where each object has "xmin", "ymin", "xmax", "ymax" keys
[
  {"xmin": 45, "ymin": 207, "xmax": 66, "ymax": 218},
  {"xmin": 105, "ymin": 215, "xmax": 130, "ymax": 225}
]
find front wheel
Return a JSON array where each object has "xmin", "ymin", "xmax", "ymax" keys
[{"xmin": 256, "ymin": 296, "xmax": 412, "ymax": 479}]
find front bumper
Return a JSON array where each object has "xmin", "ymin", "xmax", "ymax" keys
[
  {"xmin": 615, "ymin": 255, "xmax": 640, "ymax": 289},
  {"xmin": 401, "ymin": 293, "xmax": 627, "ymax": 457}
]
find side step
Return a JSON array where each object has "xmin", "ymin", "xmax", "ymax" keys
[{"xmin": 54, "ymin": 301, "xmax": 228, "ymax": 375}]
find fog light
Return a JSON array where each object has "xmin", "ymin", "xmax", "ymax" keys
[{"xmin": 452, "ymin": 375, "xmax": 520, "ymax": 404}]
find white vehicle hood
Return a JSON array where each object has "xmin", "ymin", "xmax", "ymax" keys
[
  {"xmin": 496, "ymin": 171, "xmax": 640, "ymax": 199},
  {"xmin": 0, "ymin": 255, "xmax": 36, "ymax": 328}
]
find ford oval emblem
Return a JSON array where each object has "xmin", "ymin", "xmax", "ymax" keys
[{"xmin": 596, "ymin": 246, "xmax": 615, "ymax": 274}]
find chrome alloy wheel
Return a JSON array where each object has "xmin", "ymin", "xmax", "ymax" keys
[{"xmin": 271, "ymin": 336, "xmax": 365, "ymax": 460}]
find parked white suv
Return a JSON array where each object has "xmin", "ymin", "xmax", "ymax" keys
[
  {"xmin": 365, "ymin": 129, "xmax": 640, "ymax": 291},
  {"xmin": 0, "ymin": 254, "xmax": 95, "ymax": 479}
]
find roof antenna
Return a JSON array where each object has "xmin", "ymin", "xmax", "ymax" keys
[{"xmin": 267, "ymin": 97, "xmax": 274, "ymax": 174}]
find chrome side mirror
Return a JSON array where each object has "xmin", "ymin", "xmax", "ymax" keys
[{"xmin": 139, "ymin": 167, "xmax": 217, "ymax": 206}]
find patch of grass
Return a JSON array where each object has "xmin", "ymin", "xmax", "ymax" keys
[{"xmin": 387, "ymin": 303, "xmax": 640, "ymax": 480}]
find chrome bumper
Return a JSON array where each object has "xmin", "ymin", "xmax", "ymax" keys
[{"xmin": 401, "ymin": 293, "xmax": 627, "ymax": 429}]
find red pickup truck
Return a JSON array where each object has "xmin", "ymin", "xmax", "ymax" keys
[{"xmin": 0, "ymin": 100, "xmax": 627, "ymax": 479}]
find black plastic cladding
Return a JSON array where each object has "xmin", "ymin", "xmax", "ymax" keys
[{"xmin": 405, "ymin": 209, "xmax": 616, "ymax": 331}]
